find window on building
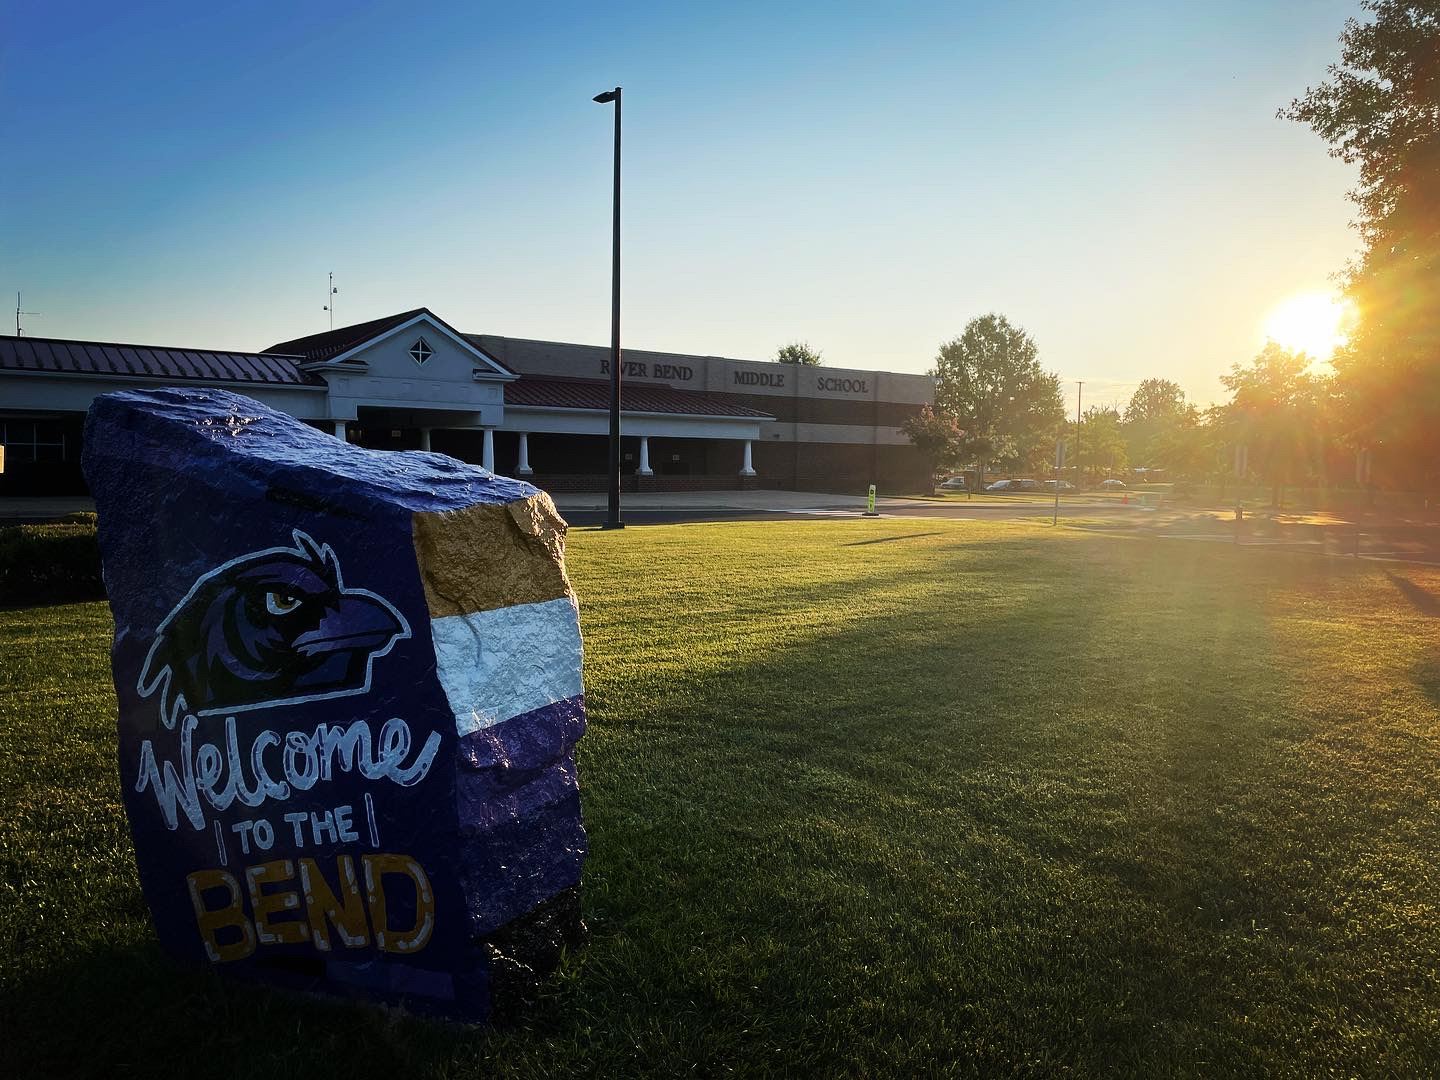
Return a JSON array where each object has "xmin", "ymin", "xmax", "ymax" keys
[
  {"xmin": 0, "ymin": 420, "xmax": 67, "ymax": 463},
  {"xmin": 409, "ymin": 338, "xmax": 433, "ymax": 366}
]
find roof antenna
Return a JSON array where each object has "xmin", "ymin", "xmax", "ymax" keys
[
  {"xmin": 323, "ymin": 272, "xmax": 338, "ymax": 330},
  {"xmin": 16, "ymin": 291, "xmax": 40, "ymax": 337}
]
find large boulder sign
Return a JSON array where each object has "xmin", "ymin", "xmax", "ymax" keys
[{"xmin": 82, "ymin": 388, "xmax": 588, "ymax": 1021}]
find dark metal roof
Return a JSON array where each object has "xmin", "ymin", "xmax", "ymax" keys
[
  {"xmin": 267, "ymin": 308, "xmax": 516, "ymax": 373},
  {"xmin": 264, "ymin": 309, "xmax": 428, "ymax": 364},
  {"xmin": 506, "ymin": 376, "xmax": 773, "ymax": 419},
  {"xmin": 0, "ymin": 334, "xmax": 323, "ymax": 386}
]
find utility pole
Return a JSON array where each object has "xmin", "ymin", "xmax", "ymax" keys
[
  {"xmin": 593, "ymin": 86, "xmax": 624, "ymax": 530},
  {"xmin": 1052, "ymin": 435, "xmax": 1063, "ymax": 525},
  {"xmin": 1075, "ymin": 381, "xmax": 1083, "ymax": 489},
  {"xmin": 15, "ymin": 292, "xmax": 40, "ymax": 336},
  {"xmin": 324, "ymin": 273, "xmax": 338, "ymax": 330}
]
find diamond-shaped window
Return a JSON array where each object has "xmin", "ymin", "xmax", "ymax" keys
[{"xmin": 409, "ymin": 338, "xmax": 433, "ymax": 365}]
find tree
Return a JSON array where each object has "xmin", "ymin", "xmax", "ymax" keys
[
  {"xmin": 1149, "ymin": 407, "xmax": 1222, "ymax": 481},
  {"xmin": 776, "ymin": 342, "xmax": 823, "ymax": 366},
  {"xmin": 1123, "ymin": 378, "xmax": 1190, "ymax": 466},
  {"xmin": 1220, "ymin": 342, "xmax": 1326, "ymax": 505},
  {"xmin": 1072, "ymin": 406, "xmax": 1128, "ymax": 482},
  {"xmin": 900, "ymin": 404, "xmax": 965, "ymax": 479},
  {"xmin": 1281, "ymin": 1, "xmax": 1440, "ymax": 486},
  {"xmin": 1124, "ymin": 379, "xmax": 1187, "ymax": 425},
  {"xmin": 930, "ymin": 314, "xmax": 1065, "ymax": 485}
]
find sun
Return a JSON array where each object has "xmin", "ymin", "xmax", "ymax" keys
[{"xmin": 1263, "ymin": 292, "xmax": 1352, "ymax": 359}]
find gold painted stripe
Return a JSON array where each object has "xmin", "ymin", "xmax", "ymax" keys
[{"xmin": 412, "ymin": 492, "xmax": 572, "ymax": 619}]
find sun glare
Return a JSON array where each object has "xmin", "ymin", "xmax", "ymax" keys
[{"xmin": 1263, "ymin": 291, "xmax": 1351, "ymax": 359}]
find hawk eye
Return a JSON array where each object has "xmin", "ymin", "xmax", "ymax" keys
[{"xmin": 265, "ymin": 591, "xmax": 302, "ymax": 616}]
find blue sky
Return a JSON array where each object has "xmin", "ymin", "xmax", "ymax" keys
[{"xmin": 1, "ymin": 0, "xmax": 1359, "ymax": 405}]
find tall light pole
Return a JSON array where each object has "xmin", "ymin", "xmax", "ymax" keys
[{"xmin": 594, "ymin": 86, "xmax": 623, "ymax": 529}]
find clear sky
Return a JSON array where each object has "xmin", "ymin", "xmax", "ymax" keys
[{"xmin": 0, "ymin": 0, "xmax": 1360, "ymax": 407}]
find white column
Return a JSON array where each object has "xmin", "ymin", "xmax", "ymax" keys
[
  {"xmin": 419, "ymin": 427, "xmax": 432, "ymax": 451},
  {"xmin": 516, "ymin": 432, "xmax": 533, "ymax": 474},
  {"xmin": 482, "ymin": 427, "xmax": 496, "ymax": 472},
  {"xmin": 637, "ymin": 435, "xmax": 654, "ymax": 476},
  {"xmin": 739, "ymin": 439, "xmax": 756, "ymax": 477},
  {"xmin": 333, "ymin": 420, "xmax": 348, "ymax": 439}
]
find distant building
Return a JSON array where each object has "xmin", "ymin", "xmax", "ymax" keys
[{"xmin": 0, "ymin": 308, "xmax": 934, "ymax": 496}]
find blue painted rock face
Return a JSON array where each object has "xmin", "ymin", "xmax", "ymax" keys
[{"xmin": 82, "ymin": 388, "xmax": 587, "ymax": 1022}]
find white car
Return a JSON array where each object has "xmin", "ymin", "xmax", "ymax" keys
[{"xmin": 1100, "ymin": 478, "xmax": 1127, "ymax": 490}]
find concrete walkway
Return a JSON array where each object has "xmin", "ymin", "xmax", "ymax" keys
[
  {"xmin": 549, "ymin": 489, "xmax": 895, "ymax": 513},
  {"xmin": 0, "ymin": 489, "xmax": 1118, "ymax": 523},
  {"xmin": 0, "ymin": 490, "xmax": 883, "ymax": 522}
]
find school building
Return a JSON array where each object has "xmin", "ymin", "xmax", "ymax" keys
[{"xmin": 0, "ymin": 308, "xmax": 934, "ymax": 496}]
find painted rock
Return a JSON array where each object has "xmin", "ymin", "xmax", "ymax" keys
[{"xmin": 82, "ymin": 387, "xmax": 587, "ymax": 1022}]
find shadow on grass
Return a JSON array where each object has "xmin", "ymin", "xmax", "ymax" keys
[
  {"xmin": 1384, "ymin": 570, "xmax": 1440, "ymax": 617},
  {"xmin": 842, "ymin": 532, "xmax": 947, "ymax": 546},
  {"xmin": 0, "ymin": 591, "xmax": 107, "ymax": 613},
  {"xmin": 6, "ymin": 531, "xmax": 1437, "ymax": 1077},
  {"xmin": 2, "ymin": 941, "xmax": 453, "ymax": 1080},
  {"xmin": 571, "ymin": 538, "xmax": 1435, "ymax": 1075}
]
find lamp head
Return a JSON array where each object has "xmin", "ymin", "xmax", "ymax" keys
[{"xmin": 593, "ymin": 88, "xmax": 620, "ymax": 103}]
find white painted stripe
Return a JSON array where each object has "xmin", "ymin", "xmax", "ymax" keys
[
  {"xmin": 364, "ymin": 792, "xmax": 380, "ymax": 848},
  {"xmin": 430, "ymin": 595, "xmax": 584, "ymax": 737}
]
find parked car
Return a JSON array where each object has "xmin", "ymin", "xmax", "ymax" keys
[
  {"xmin": 1100, "ymin": 478, "xmax": 1127, "ymax": 490},
  {"xmin": 937, "ymin": 476, "xmax": 970, "ymax": 492},
  {"xmin": 1042, "ymin": 479, "xmax": 1076, "ymax": 492},
  {"xmin": 986, "ymin": 478, "xmax": 1041, "ymax": 493}
]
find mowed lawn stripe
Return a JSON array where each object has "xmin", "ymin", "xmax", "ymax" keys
[{"xmin": 3, "ymin": 518, "xmax": 1438, "ymax": 1077}]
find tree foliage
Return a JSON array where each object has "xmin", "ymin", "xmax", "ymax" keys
[
  {"xmin": 1220, "ymin": 343, "xmax": 1327, "ymax": 501},
  {"xmin": 1281, "ymin": 0, "xmax": 1440, "ymax": 479},
  {"xmin": 1123, "ymin": 378, "xmax": 1192, "ymax": 467},
  {"xmin": 1071, "ymin": 406, "xmax": 1128, "ymax": 480},
  {"xmin": 931, "ymin": 315, "xmax": 1064, "ymax": 477},
  {"xmin": 900, "ymin": 404, "xmax": 965, "ymax": 476},
  {"xmin": 1124, "ymin": 379, "xmax": 1188, "ymax": 425},
  {"xmin": 775, "ymin": 342, "xmax": 824, "ymax": 366},
  {"xmin": 1148, "ymin": 408, "xmax": 1221, "ymax": 481}
]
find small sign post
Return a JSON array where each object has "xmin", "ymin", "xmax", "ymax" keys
[
  {"xmin": 864, "ymin": 483, "xmax": 878, "ymax": 517},
  {"xmin": 1355, "ymin": 448, "xmax": 1373, "ymax": 553},
  {"xmin": 1052, "ymin": 438, "xmax": 1065, "ymax": 526},
  {"xmin": 1234, "ymin": 443, "xmax": 1248, "ymax": 544},
  {"xmin": 1355, "ymin": 448, "xmax": 1373, "ymax": 492}
]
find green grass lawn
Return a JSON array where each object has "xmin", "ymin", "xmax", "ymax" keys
[{"xmin": 4, "ymin": 519, "xmax": 1440, "ymax": 1077}]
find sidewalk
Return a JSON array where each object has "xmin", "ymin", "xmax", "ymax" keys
[
  {"xmin": 547, "ymin": 489, "xmax": 887, "ymax": 513},
  {"xmin": 0, "ymin": 489, "xmax": 890, "ymax": 524}
]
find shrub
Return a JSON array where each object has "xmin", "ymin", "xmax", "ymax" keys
[{"xmin": 0, "ymin": 522, "xmax": 104, "ymax": 604}]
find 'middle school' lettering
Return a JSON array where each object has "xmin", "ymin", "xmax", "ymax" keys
[
  {"xmin": 733, "ymin": 371, "xmax": 785, "ymax": 388},
  {"xmin": 816, "ymin": 376, "xmax": 869, "ymax": 394}
]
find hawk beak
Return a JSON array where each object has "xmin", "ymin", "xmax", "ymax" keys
[{"xmin": 293, "ymin": 592, "xmax": 404, "ymax": 657}]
